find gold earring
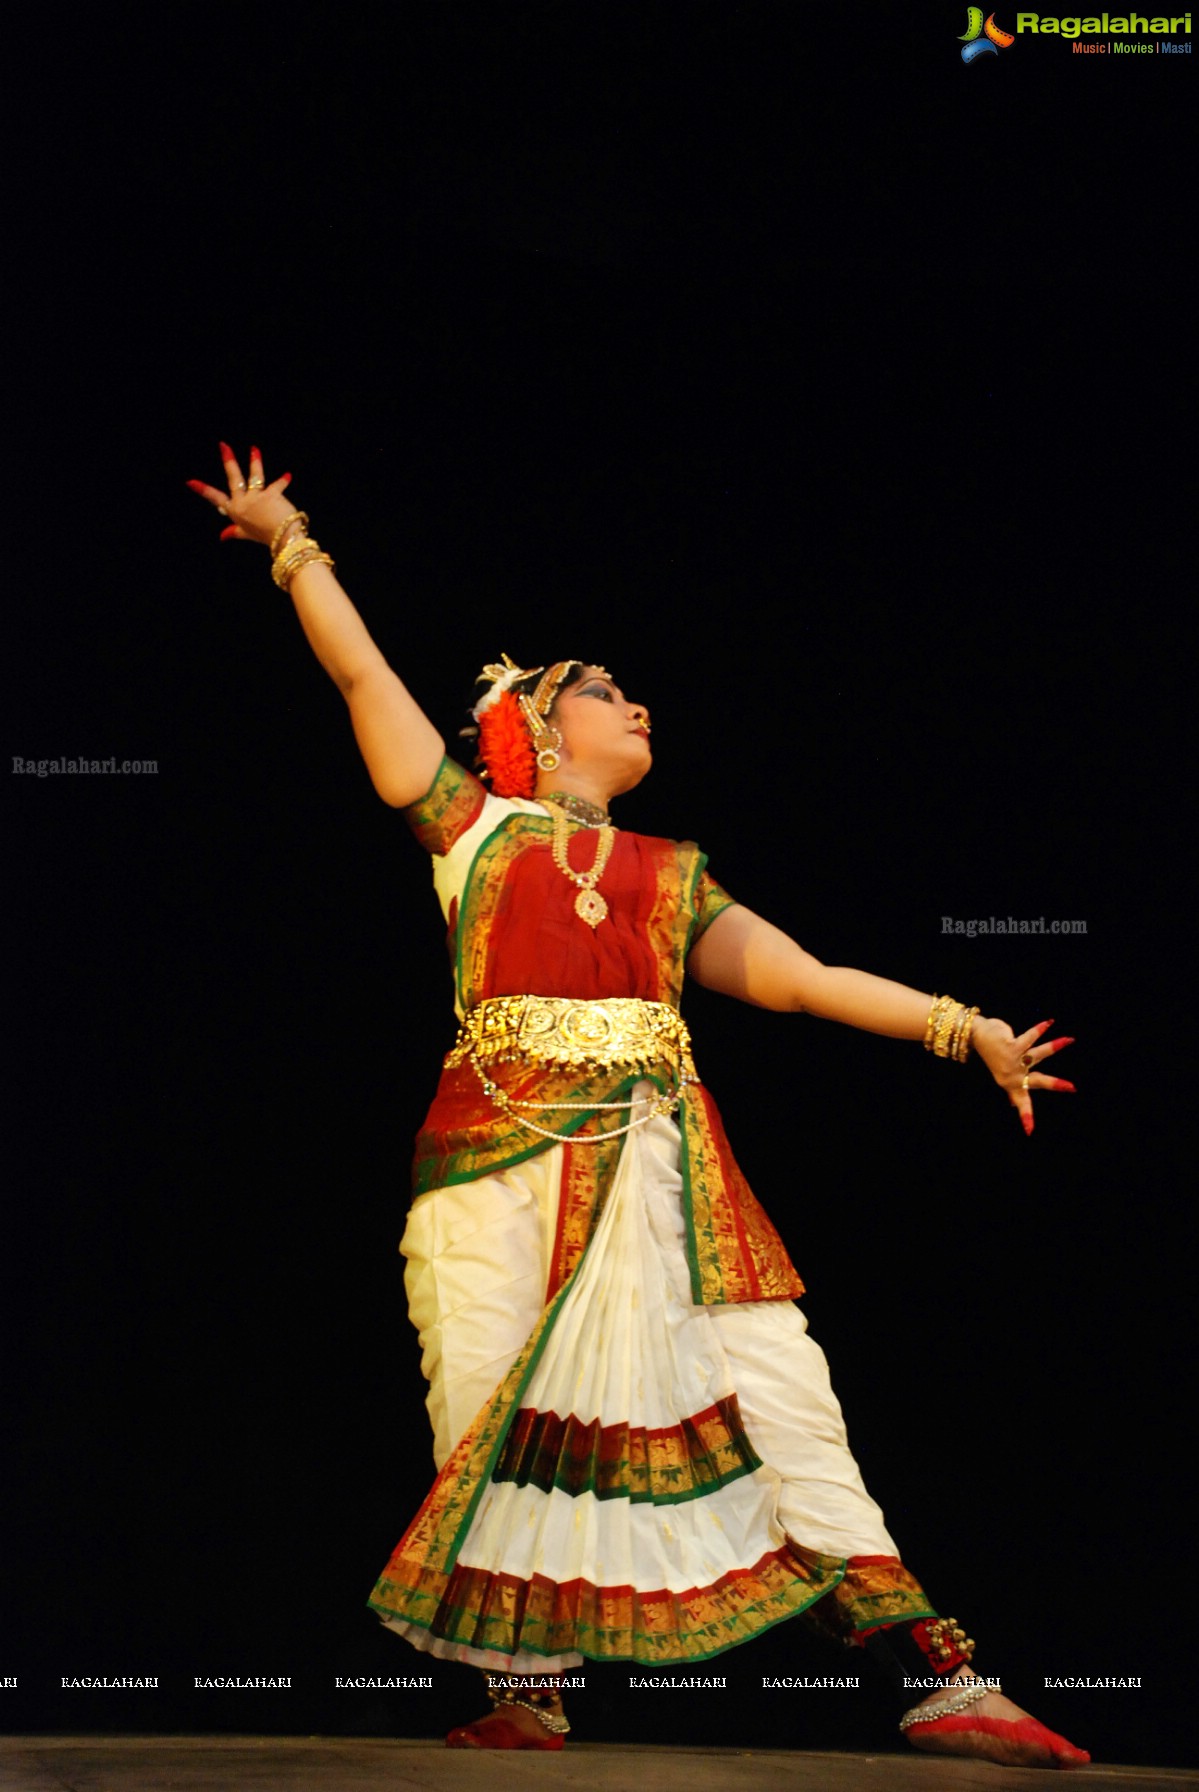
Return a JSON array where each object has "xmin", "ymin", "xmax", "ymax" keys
[{"xmin": 535, "ymin": 726, "xmax": 562, "ymax": 772}]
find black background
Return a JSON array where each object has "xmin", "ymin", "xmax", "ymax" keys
[{"xmin": 4, "ymin": 2, "xmax": 1193, "ymax": 1770}]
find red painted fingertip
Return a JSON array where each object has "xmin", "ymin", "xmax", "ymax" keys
[
  {"xmin": 185, "ymin": 479, "xmax": 205, "ymax": 493},
  {"xmin": 280, "ymin": 472, "xmax": 292, "ymax": 486},
  {"xmin": 1036, "ymin": 1019, "xmax": 1055, "ymax": 1035},
  {"xmin": 218, "ymin": 441, "xmax": 234, "ymax": 460},
  {"xmin": 219, "ymin": 525, "xmax": 240, "ymax": 541},
  {"xmin": 1050, "ymin": 1036, "xmax": 1075, "ymax": 1052},
  {"xmin": 1051, "ymin": 1079, "xmax": 1076, "ymax": 1092},
  {"xmin": 1021, "ymin": 1111, "xmax": 1034, "ymax": 1136},
  {"xmin": 250, "ymin": 444, "xmax": 262, "ymax": 460}
]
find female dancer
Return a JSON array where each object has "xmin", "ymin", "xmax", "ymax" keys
[{"xmin": 188, "ymin": 446, "xmax": 1088, "ymax": 1768}]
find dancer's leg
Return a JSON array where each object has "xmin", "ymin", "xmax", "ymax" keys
[
  {"xmin": 400, "ymin": 1147, "xmax": 563, "ymax": 1469},
  {"xmin": 401, "ymin": 1150, "xmax": 577, "ymax": 1744}
]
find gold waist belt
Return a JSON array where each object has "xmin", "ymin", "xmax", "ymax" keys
[{"xmin": 446, "ymin": 995, "xmax": 698, "ymax": 1084}]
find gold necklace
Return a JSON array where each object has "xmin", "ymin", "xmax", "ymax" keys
[{"xmin": 542, "ymin": 801, "xmax": 616, "ymax": 929}]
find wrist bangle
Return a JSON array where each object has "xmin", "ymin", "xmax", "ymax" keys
[
  {"xmin": 923, "ymin": 996, "xmax": 980, "ymax": 1062},
  {"xmin": 270, "ymin": 511, "xmax": 309, "ymax": 557},
  {"xmin": 273, "ymin": 547, "xmax": 334, "ymax": 591},
  {"xmin": 272, "ymin": 534, "xmax": 334, "ymax": 591}
]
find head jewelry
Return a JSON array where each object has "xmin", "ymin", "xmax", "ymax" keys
[{"xmin": 464, "ymin": 653, "xmax": 604, "ymax": 797}]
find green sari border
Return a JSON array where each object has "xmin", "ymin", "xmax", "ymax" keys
[
  {"xmin": 441, "ymin": 1211, "xmax": 604, "ymax": 1573},
  {"xmin": 676, "ymin": 1093, "xmax": 706, "ymax": 1306}
]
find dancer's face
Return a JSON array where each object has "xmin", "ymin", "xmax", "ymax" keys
[{"xmin": 552, "ymin": 667, "xmax": 652, "ymax": 787}]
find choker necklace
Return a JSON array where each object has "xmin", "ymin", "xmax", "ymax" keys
[
  {"xmin": 541, "ymin": 790, "xmax": 610, "ymax": 828},
  {"xmin": 541, "ymin": 800, "xmax": 616, "ymax": 928}
]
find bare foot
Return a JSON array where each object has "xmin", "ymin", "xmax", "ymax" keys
[
  {"xmin": 446, "ymin": 1695, "xmax": 567, "ymax": 1750},
  {"xmin": 905, "ymin": 1674, "xmax": 1090, "ymax": 1770}
]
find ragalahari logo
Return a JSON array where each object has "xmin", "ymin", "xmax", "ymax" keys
[{"xmin": 960, "ymin": 8, "xmax": 1016, "ymax": 58}]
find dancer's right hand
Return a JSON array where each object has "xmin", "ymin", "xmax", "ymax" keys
[{"xmin": 186, "ymin": 443, "xmax": 299, "ymax": 548}]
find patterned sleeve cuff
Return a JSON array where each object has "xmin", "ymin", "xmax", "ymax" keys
[
  {"xmin": 692, "ymin": 869, "xmax": 737, "ymax": 941},
  {"xmin": 403, "ymin": 755, "xmax": 487, "ymax": 856}
]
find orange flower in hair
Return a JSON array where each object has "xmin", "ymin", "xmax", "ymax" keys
[{"xmin": 478, "ymin": 688, "xmax": 536, "ymax": 798}]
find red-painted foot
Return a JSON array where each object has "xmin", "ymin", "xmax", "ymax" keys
[
  {"xmin": 445, "ymin": 1712, "xmax": 565, "ymax": 1750},
  {"xmin": 910, "ymin": 1710, "xmax": 1090, "ymax": 1769}
]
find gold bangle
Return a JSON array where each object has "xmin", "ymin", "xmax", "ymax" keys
[
  {"xmin": 933, "ymin": 1001, "xmax": 959, "ymax": 1058},
  {"xmin": 271, "ymin": 533, "xmax": 312, "ymax": 570},
  {"xmin": 955, "ymin": 1006, "xmax": 981, "ymax": 1062},
  {"xmin": 949, "ymin": 1004, "xmax": 970, "ymax": 1060},
  {"xmin": 271, "ymin": 537, "xmax": 334, "ymax": 591},
  {"xmin": 274, "ymin": 549, "xmax": 334, "ymax": 592},
  {"xmin": 272, "ymin": 534, "xmax": 324, "ymax": 579},
  {"xmin": 924, "ymin": 994, "xmax": 953, "ymax": 1051},
  {"xmin": 270, "ymin": 511, "xmax": 309, "ymax": 557},
  {"xmin": 271, "ymin": 539, "xmax": 308, "ymax": 588},
  {"xmin": 925, "ymin": 995, "xmax": 976, "ymax": 1061},
  {"xmin": 924, "ymin": 1003, "xmax": 982, "ymax": 1053}
]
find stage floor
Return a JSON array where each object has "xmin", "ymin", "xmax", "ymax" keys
[{"xmin": 0, "ymin": 1738, "xmax": 1195, "ymax": 1792}]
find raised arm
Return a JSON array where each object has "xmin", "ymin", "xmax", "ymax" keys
[
  {"xmin": 688, "ymin": 902, "xmax": 1076, "ymax": 1135},
  {"xmin": 187, "ymin": 444, "xmax": 443, "ymax": 807}
]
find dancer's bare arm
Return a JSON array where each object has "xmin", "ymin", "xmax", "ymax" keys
[
  {"xmin": 689, "ymin": 902, "xmax": 1075, "ymax": 1133},
  {"xmin": 187, "ymin": 445, "xmax": 442, "ymax": 807}
]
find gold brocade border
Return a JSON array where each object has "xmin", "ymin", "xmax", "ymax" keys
[
  {"xmin": 547, "ymin": 1130, "xmax": 623, "ymax": 1300},
  {"xmin": 370, "ymin": 1543, "xmax": 846, "ymax": 1665},
  {"xmin": 492, "ymin": 1392, "xmax": 762, "ymax": 1504},
  {"xmin": 801, "ymin": 1556, "xmax": 938, "ymax": 1642},
  {"xmin": 693, "ymin": 868, "xmax": 737, "ymax": 942},
  {"xmin": 645, "ymin": 838, "xmax": 704, "ymax": 994},
  {"xmin": 404, "ymin": 755, "xmax": 486, "ymax": 857},
  {"xmin": 679, "ymin": 1087, "xmax": 805, "ymax": 1306},
  {"xmin": 832, "ymin": 1557, "xmax": 937, "ymax": 1632}
]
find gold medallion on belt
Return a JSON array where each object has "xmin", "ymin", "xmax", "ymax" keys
[
  {"xmin": 445, "ymin": 996, "xmax": 699, "ymax": 1143},
  {"xmin": 446, "ymin": 994, "xmax": 697, "ymax": 1080}
]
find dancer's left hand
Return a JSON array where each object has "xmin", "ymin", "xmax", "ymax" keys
[
  {"xmin": 971, "ymin": 1017, "xmax": 1076, "ymax": 1137},
  {"xmin": 186, "ymin": 443, "xmax": 297, "ymax": 548}
]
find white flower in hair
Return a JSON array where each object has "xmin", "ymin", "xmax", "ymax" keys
[{"xmin": 471, "ymin": 654, "xmax": 543, "ymax": 721}]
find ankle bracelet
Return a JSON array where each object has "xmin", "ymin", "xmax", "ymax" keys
[
  {"xmin": 486, "ymin": 1682, "xmax": 571, "ymax": 1735},
  {"xmin": 899, "ymin": 1677, "xmax": 993, "ymax": 1731},
  {"xmin": 916, "ymin": 1615, "xmax": 976, "ymax": 1670}
]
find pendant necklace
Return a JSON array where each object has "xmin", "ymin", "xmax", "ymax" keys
[{"xmin": 541, "ymin": 799, "xmax": 616, "ymax": 929}]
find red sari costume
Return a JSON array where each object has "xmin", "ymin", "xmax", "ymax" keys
[{"xmin": 367, "ymin": 758, "xmax": 936, "ymax": 1670}]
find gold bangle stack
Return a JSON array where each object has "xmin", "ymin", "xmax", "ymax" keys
[
  {"xmin": 923, "ymin": 994, "xmax": 980, "ymax": 1063},
  {"xmin": 272, "ymin": 532, "xmax": 334, "ymax": 591},
  {"xmin": 270, "ymin": 511, "xmax": 309, "ymax": 557}
]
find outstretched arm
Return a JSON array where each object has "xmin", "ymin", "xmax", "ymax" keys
[
  {"xmin": 688, "ymin": 902, "xmax": 1075, "ymax": 1134},
  {"xmin": 689, "ymin": 903, "xmax": 926, "ymax": 1031},
  {"xmin": 187, "ymin": 444, "xmax": 443, "ymax": 808}
]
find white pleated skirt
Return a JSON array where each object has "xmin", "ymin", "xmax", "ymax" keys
[{"xmin": 381, "ymin": 1084, "xmax": 897, "ymax": 1672}]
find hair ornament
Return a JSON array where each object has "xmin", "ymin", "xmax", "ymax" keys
[
  {"xmin": 467, "ymin": 653, "xmax": 596, "ymax": 798},
  {"xmin": 472, "ymin": 653, "xmax": 545, "ymax": 722}
]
